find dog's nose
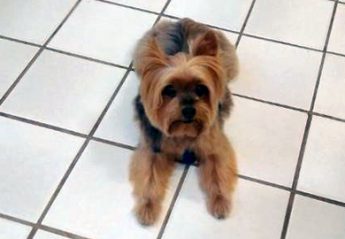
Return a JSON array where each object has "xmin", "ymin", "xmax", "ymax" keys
[{"xmin": 182, "ymin": 106, "xmax": 196, "ymax": 121}]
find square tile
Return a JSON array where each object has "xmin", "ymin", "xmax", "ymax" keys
[
  {"xmin": 233, "ymin": 36, "xmax": 322, "ymax": 109},
  {"xmin": 287, "ymin": 195, "xmax": 345, "ymax": 239},
  {"xmin": 225, "ymin": 97, "xmax": 307, "ymax": 186},
  {"xmin": 298, "ymin": 116, "xmax": 345, "ymax": 202},
  {"xmin": 0, "ymin": 218, "xmax": 31, "ymax": 238},
  {"xmin": 95, "ymin": 72, "xmax": 140, "ymax": 147},
  {"xmin": 0, "ymin": 117, "xmax": 83, "ymax": 221},
  {"xmin": 328, "ymin": 4, "xmax": 345, "ymax": 55},
  {"xmin": 245, "ymin": 0, "xmax": 334, "ymax": 49},
  {"xmin": 43, "ymin": 141, "xmax": 184, "ymax": 239},
  {"xmin": 165, "ymin": 0, "xmax": 253, "ymax": 31},
  {"xmin": 0, "ymin": 39, "xmax": 38, "ymax": 98},
  {"xmin": 0, "ymin": 0, "xmax": 77, "ymax": 44},
  {"xmin": 106, "ymin": 0, "xmax": 167, "ymax": 12},
  {"xmin": 315, "ymin": 54, "xmax": 345, "ymax": 119},
  {"xmin": 35, "ymin": 230, "xmax": 67, "ymax": 239},
  {"xmin": 1, "ymin": 51, "xmax": 125, "ymax": 133},
  {"xmin": 49, "ymin": 0, "xmax": 157, "ymax": 65},
  {"xmin": 162, "ymin": 169, "xmax": 289, "ymax": 239}
]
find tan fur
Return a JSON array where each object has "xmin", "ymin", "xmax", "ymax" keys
[{"xmin": 130, "ymin": 18, "xmax": 238, "ymax": 225}]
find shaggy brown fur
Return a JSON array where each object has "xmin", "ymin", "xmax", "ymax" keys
[{"xmin": 130, "ymin": 18, "xmax": 238, "ymax": 225}]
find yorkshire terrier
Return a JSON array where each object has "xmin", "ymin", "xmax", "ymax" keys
[{"xmin": 129, "ymin": 18, "xmax": 238, "ymax": 225}]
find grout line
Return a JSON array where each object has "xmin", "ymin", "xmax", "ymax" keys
[
  {"xmin": 95, "ymin": 0, "xmax": 160, "ymax": 15},
  {"xmin": 235, "ymin": 0, "xmax": 257, "ymax": 47},
  {"xmin": 0, "ymin": 35, "xmax": 41, "ymax": 48},
  {"xmin": 238, "ymin": 175, "xmax": 291, "ymax": 192},
  {"xmin": 88, "ymin": 64, "xmax": 134, "ymax": 136},
  {"xmin": 156, "ymin": 166, "xmax": 190, "ymax": 239},
  {"xmin": 0, "ymin": 48, "xmax": 41, "ymax": 105},
  {"xmin": 0, "ymin": 213, "xmax": 36, "ymax": 228},
  {"xmin": 313, "ymin": 112, "xmax": 345, "ymax": 123},
  {"xmin": 153, "ymin": 0, "xmax": 172, "ymax": 24},
  {"xmin": 0, "ymin": 34, "xmax": 132, "ymax": 71},
  {"xmin": 280, "ymin": 1, "xmax": 339, "ymax": 238},
  {"xmin": 45, "ymin": 47, "xmax": 130, "ymax": 70},
  {"xmin": 232, "ymin": 94, "xmax": 308, "ymax": 113},
  {"xmin": 0, "ymin": 112, "xmax": 143, "ymax": 152},
  {"xmin": 0, "ymin": 0, "xmax": 82, "ymax": 107},
  {"xmin": 327, "ymin": 50, "xmax": 345, "ymax": 58},
  {"xmin": 91, "ymin": 136, "xmax": 136, "ymax": 150},
  {"xmin": 0, "ymin": 112, "xmax": 88, "ymax": 138},
  {"xmin": 27, "ymin": 64, "xmax": 134, "ymax": 239},
  {"xmin": 296, "ymin": 191, "xmax": 345, "ymax": 208},
  {"xmin": 162, "ymin": 13, "xmax": 240, "ymax": 35},
  {"xmin": 38, "ymin": 224, "xmax": 93, "ymax": 239},
  {"xmin": 242, "ymin": 33, "xmax": 323, "ymax": 53}
]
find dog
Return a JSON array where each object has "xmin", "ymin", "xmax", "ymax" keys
[{"xmin": 129, "ymin": 18, "xmax": 238, "ymax": 225}]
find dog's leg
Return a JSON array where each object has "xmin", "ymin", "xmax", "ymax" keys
[
  {"xmin": 197, "ymin": 132, "xmax": 237, "ymax": 219},
  {"xmin": 129, "ymin": 147, "xmax": 175, "ymax": 225}
]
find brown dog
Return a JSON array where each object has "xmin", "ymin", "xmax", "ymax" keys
[{"xmin": 130, "ymin": 18, "xmax": 238, "ymax": 225}]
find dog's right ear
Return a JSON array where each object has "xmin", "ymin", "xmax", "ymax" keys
[
  {"xmin": 134, "ymin": 36, "xmax": 168, "ymax": 77},
  {"xmin": 192, "ymin": 30, "xmax": 218, "ymax": 57}
]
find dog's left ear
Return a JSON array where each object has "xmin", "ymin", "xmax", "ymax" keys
[{"xmin": 192, "ymin": 30, "xmax": 218, "ymax": 56}]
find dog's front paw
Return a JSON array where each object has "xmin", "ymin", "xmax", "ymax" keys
[
  {"xmin": 135, "ymin": 200, "xmax": 160, "ymax": 226},
  {"xmin": 208, "ymin": 195, "xmax": 231, "ymax": 219}
]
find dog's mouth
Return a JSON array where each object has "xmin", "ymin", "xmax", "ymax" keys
[
  {"xmin": 181, "ymin": 119, "xmax": 194, "ymax": 124},
  {"xmin": 168, "ymin": 120, "xmax": 203, "ymax": 138}
]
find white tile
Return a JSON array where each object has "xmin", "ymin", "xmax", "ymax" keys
[
  {"xmin": 165, "ymin": 0, "xmax": 253, "ymax": 31},
  {"xmin": 328, "ymin": 4, "xmax": 345, "ymax": 55},
  {"xmin": 0, "ymin": 0, "xmax": 77, "ymax": 44},
  {"xmin": 43, "ymin": 141, "xmax": 184, "ymax": 239},
  {"xmin": 0, "ymin": 39, "xmax": 38, "ymax": 97},
  {"xmin": 298, "ymin": 116, "xmax": 345, "ymax": 202},
  {"xmin": 0, "ymin": 218, "xmax": 31, "ymax": 239},
  {"xmin": 95, "ymin": 72, "xmax": 139, "ymax": 147},
  {"xmin": 287, "ymin": 195, "xmax": 345, "ymax": 239},
  {"xmin": 245, "ymin": 0, "xmax": 333, "ymax": 49},
  {"xmin": 49, "ymin": 0, "xmax": 157, "ymax": 65},
  {"xmin": 0, "ymin": 117, "xmax": 83, "ymax": 221},
  {"xmin": 35, "ymin": 230, "xmax": 67, "ymax": 239},
  {"xmin": 314, "ymin": 55, "xmax": 345, "ymax": 119},
  {"xmin": 106, "ymin": 0, "xmax": 167, "ymax": 12},
  {"xmin": 225, "ymin": 97, "xmax": 307, "ymax": 187},
  {"xmin": 163, "ymin": 169, "xmax": 289, "ymax": 239},
  {"xmin": 1, "ymin": 51, "xmax": 125, "ymax": 133},
  {"xmin": 233, "ymin": 36, "xmax": 322, "ymax": 109}
]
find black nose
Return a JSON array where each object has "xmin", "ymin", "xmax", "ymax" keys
[{"xmin": 182, "ymin": 106, "xmax": 196, "ymax": 121}]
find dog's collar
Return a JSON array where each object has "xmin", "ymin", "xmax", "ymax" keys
[{"xmin": 180, "ymin": 149, "xmax": 199, "ymax": 166}]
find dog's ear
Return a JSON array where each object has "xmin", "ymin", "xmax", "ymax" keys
[
  {"xmin": 135, "ymin": 36, "xmax": 168, "ymax": 77},
  {"xmin": 192, "ymin": 30, "xmax": 218, "ymax": 57}
]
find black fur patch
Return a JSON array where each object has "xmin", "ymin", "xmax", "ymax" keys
[
  {"xmin": 218, "ymin": 86, "xmax": 233, "ymax": 126},
  {"xmin": 134, "ymin": 95, "xmax": 162, "ymax": 153},
  {"xmin": 162, "ymin": 22, "xmax": 187, "ymax": 55},
  {"xmin": 181, "ymin": 150, "xmax": 198, "ymax": 165}
]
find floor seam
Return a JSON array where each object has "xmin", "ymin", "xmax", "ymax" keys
[
  {"xmin": 156, "ymin": 166, "xmax": 190, "ymax": 239},
  {"xmin": 0, "ymin": 0, "xmax": 82, "ymax": 106},
  {"xmin": 279, "ymin": 1, "xmax": 340, "ymax": 238},
  {"xmin": 235, "ymin": 0, "xmax": 257, "ymax": 47},
  {"xmin": 26, "ymin": 63, "xmax": 133, "ymax": 238}
]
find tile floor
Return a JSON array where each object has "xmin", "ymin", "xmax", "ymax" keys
[{"xmin": 0, "ymin": 0, "xmax": 345, "ymax": 238}]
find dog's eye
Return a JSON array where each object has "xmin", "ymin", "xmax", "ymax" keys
[
  {"xmin": 162, "ymin": 85, "xmax": 177, "ymax": 98},
  {"xmin": 195, "ymin": 84, "xmax": 209, "ymax": 97}
]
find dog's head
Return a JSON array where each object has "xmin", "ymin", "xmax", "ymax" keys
[{"xmin": 137, "ymin": 30, "xmax": 225, "ymax": 139}]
